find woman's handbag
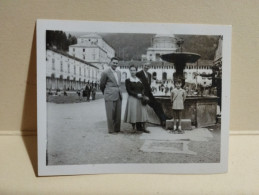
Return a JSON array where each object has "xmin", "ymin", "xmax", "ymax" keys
[{"xmin": 141, "ymin": 95, "xmax": 150, "ymax": 105}]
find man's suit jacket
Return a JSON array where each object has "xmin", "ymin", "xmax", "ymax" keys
[
  {"xmin": 100, "ymin": 68, "xmax": 122, "ymax": 101},
  {"xmin": 136, "ymin": 70, "xmax": 152, "ymax": 96}
]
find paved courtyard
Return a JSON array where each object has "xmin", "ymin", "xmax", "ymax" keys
[{"xmin": 47, "ymin": 93, "xmax": 220, "ymax": 165}]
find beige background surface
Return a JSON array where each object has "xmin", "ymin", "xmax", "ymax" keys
[{"xmin": 0, "ymin": 0, "xmax": 258, "ymax": 194}]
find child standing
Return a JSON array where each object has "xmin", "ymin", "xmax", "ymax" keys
[{"xmin": 170, "ymin": 79, "xmax": 186, "ymax": 134}]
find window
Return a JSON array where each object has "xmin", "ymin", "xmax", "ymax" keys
[
  {"xmin": 68, "ymin": 64, "xmax": 70, "ymax": 73},
  {"xmin": 74, "ymin": 66, "xmax": 76, "ymax": 74},
  {"xmin": 79, "ymin": 67, "xmax": 81, "ymax": 75},
  {"xmin": 73, "ymin": 48, "xmax": 75, "ymax": 52},
  {"xmin": 60, "ymin": 61, "xmax": 63, "ymax": 72},
  {"xmin": 52, "ymin": 59, "xmax": 55, "ymax": 70},
  {"xmin": 83, "ymin": 49, "xmax": 85, "ymax": 52},
  {"xmin": 202, "ymin": 72, "xmax": 206, "ymax": 79}
]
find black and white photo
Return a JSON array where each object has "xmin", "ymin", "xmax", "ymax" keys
[{"xmin": 37, "ymin": 20, "xmax": 231, "ymax": 176}]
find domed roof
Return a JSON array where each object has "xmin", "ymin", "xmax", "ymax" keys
[{"xmin": 79, "ymin": 33, "xmax": 101, "ymax": 39}]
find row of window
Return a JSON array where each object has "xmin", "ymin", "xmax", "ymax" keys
[
  {"xmin": 50, "ymin": 60, "xmax": 97, "ymax": 77},
  {"xmin": 122, "ymin": 71, "xmax": 209, "ymax": 80},
  {"xmin": 119, "ymin": 65, "xmax": 211, "ymax": 70}
]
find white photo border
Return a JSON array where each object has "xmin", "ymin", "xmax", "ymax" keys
[{"xmin": 37, "ymin": 19, "xmax": 231, "ymax": 176}]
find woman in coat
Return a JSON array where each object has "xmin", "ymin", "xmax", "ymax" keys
[{"xmin": 124, "ymin": 64, "xmax": 150, "ymax": 133}]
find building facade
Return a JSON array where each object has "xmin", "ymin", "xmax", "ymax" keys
[
  {"xmin": 119, "ymin": 60, "xmax": 213, "ymax": 87},
  {"xmin": 141, "ymin": 34, "xmax": 178, "ymax": 62},
  {"xmin": 46, "ymin": 33, "xmax": 116, "ymax": 91},
  {"xmin": 68, "ymin": 33, "xmax": 115, "ymax": 71},
  {"xmin": 122, "ymin": 34, "xmax": 213, "ymax": 87},
  {"xmin": 46, "ymin": 48, "xmax": 99, "ymax": 91}
]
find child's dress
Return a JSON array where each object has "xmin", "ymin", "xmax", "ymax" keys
[{"xmin": 170, "ymin": 88, "xmax": 186, "ymax": 110}]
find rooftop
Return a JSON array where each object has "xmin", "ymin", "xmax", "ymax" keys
[
  {"xmin": 118, "ymin": 60, "xmax": 213, "ymax": 67},
  {"xmin": 47, "ymin": 47, "xmax": 99, "ymax": 69}
]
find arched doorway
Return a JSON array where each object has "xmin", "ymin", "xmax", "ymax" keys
[
  {"xmin": 162, "ymin": 72, "xmax": 167, "ymax": 81},
  {"xmin": 122, "ymin": 72, "xmax": 127, "ymax": 82},
  {"xmin": 50, "ymin": 74, "xmax": 55, "ymax": 90},
  {"xmin": 152, "ymin": 72, "xmax": 157, "ymax": 80},
  {"xmin": 67, "ymin": 76, "xmax": 70, "ymax": 90}
]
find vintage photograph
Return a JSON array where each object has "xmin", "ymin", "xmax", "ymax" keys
[{"xmin": 37, "ymin": 20, "xmax": 231, "ymax": 175}]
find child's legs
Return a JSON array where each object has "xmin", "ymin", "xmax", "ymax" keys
[
  {"xmin": 178, "ymin": 110, "xmax": 182, "ymax": 127},
  {"xmin": 173, "ymin": 110, "xmax": 178, "ymax": 127}
]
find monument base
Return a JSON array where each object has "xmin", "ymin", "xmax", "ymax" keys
[{"xmin": 156, "ymin": 96, "xmax": 218, "ymax": 128}]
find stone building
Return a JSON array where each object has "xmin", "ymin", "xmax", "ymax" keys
[
  {"xmin": 121, "ymin": 33, "xmax": 214, "ymax": 87},
  {"xmin": 46, "ymin": 33, "xmax": 116, "ymax": 91},
  {"xmin": 141, "ymin": 34, "xmax": 178, "ymax": 62},
  {"xmin": 46, "ymin": 48, "xmax": 99, "ymax": 91},
  {"xmin": 68, "ymin": 33, "xmax": 115, "ymax": 70},
  {"xmin": 119, "ymin": 60, "xmax": 213, "ymax": 87}
]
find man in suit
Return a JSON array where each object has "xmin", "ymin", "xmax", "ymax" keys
[
  {"xmin": 136, "ymin": 63, "xmax": 168, "ymax": 127},
  {"xmin": 100, "ymin": 57, "xmax": 122, "ymax": 134}
]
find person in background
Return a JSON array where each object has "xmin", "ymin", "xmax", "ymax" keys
[
  {"xmin": 199, "ymin": 65, "xmax": 222, "ymax": 113},
  {"xmin": 84, "ymin": 83, "xmax": 91, "ymax": 102},
  {"xmin": 91, "ymin": 86, "xmax": 97, "ymax": 100}
]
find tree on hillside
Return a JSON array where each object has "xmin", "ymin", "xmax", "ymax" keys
[
  {"xmin": 176, "ymin": 35, "xmax": 220, "ymax": 60},
  {"xmin": 46, "ymin": 31, "xmax": 77, "ymax": 51}
]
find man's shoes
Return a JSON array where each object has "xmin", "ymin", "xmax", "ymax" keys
[
  {"xmin": 109, "ymin": 132, "xmax": 117, "ymax": 134},
  {"xmin": 109, "ymin": 131, "xmax": 120, "ymax": 134},
  {"xmin": 165, "ymin": 115, "xmax": 172, "ymax": 120},
  {"xmin": 142, "ymin": 129, "xmax": 150, "ymax": 133},
  {"xmin": 161, "ymin": 121, "xmax": 166, "ymax": 127}
]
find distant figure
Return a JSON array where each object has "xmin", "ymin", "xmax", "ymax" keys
[
  {"xmin": 170, "ymin": 79, "xmax": 186, "ymax": 134},
  {"xmin": 76, "ymin": 90, "xmax": 82, "ymax": 101},
  {"xmin": 165, "ymin": 86, "xmax": 169, "ymax": 95},
  {"xmin": 91, "ymin": 86, "xmax": 97, "ymax": 100},
  {"xmin": 100, "ymin": 57, "xmax": 122, "ymax": 134},
  {"xmin": 199, "ymin": 65, "xmax": 222, "ymax": 112},
  {"xmin": 84, "ymin": 83, "xmax": 91, "ymax": 102},
  {"xmin": 161, "ymin": 85, "xmax": 164, "ymax": 92},
  {"xmin": 64, "ymin": 91, "xmax": 68, "ymax": 96}
]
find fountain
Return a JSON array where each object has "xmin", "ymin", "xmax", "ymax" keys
[{"xmin": 156, "ymin": 39, "xmax": 218, "ymax": 128}]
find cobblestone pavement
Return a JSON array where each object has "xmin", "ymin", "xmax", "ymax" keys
[{"xmin": 47, "ymin": 93, "xmax": 220, "ymax": 165}]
